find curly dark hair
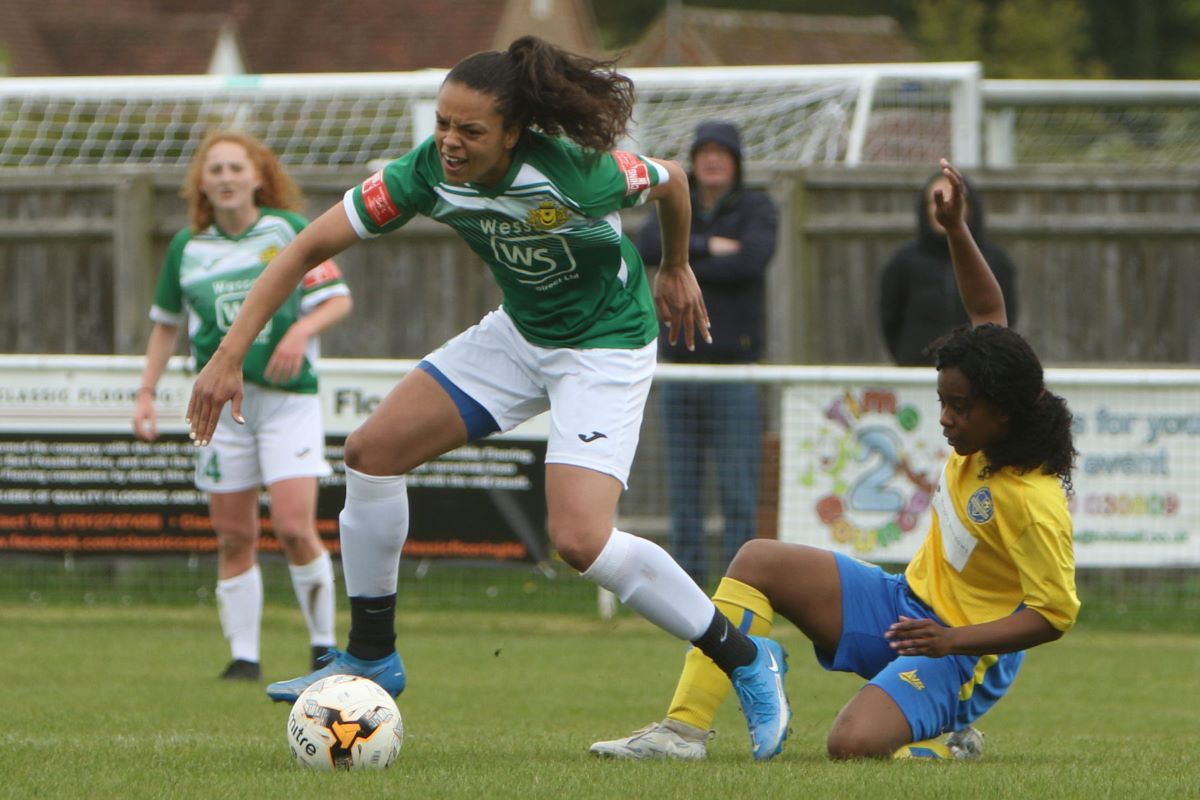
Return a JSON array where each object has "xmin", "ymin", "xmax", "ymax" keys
[
  {"xmin": 932, "ymin": 323, "xmax": 1077, "ymax": 494},
  {"xmin": 444, "ymin": 35, "xmax": 635, "ymax": 152}
]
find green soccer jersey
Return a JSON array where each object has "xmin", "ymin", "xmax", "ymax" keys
[
  {"xmin": 344, "ymin": 132, "xmax": 666, "ymax": 349},
  {"xmin": 150, "ymin": 208, "xmax": 351, "ymax": 394}
]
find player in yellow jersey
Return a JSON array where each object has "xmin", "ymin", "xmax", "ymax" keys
[{"xmin": 592, "ymin": 158, "xmax": 1080, "ymax": 761}]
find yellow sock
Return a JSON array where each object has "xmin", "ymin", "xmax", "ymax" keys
[{"xmin": 666, "ymin": 577, "xmax": 775, "ymax": 731}]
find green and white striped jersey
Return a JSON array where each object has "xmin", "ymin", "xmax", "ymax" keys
[
  {"xmin": 150, "ymin": 208, "xmax": 350, "ymax": 394},
  {"xmin": 344, "ymin": 132, "xmax": 667, "ymax": 349}
]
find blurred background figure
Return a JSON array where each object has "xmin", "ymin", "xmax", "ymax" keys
[
  {"xmin": 635, "ymin": 120, "xmax": 779, "ymax": 588},
  {"xmin": 879, "ymin": 170, "xmax": 1018, "ymax": 366},
  {"xmin": 134, "ymin": 131, "xmax": 353, "ymax": 681}
]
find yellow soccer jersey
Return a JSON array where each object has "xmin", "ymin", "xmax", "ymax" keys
[{"xmin": 905, "ymin": 451, "xmax": 1080, "ymax": 632}]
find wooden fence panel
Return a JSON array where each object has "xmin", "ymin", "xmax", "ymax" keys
[{"xmin": 1, "ymin": 166, "xmax": 1197, "ymax": 364}]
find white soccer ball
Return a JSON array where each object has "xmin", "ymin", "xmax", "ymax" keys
[{"xmin": 286, "ymin": 674, "xmax": 404, "ymax": 770}]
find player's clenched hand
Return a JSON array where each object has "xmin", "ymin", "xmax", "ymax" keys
[
  {"xmin": 885, "ymin": 615, "xmax": 954, "ymax": 657},
  {"xmin": 932, "ymin": 157, "xmax": 968, "ymax": 232},
  {"xmin": 653, "ymin": 263, "xmax": 711, "ymax": 351},
  {"xmin": 186, "ymin": 352, "xmax": 244, "ymax": 446}
]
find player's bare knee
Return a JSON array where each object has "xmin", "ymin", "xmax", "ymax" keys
[
  {"xmin": 215, "ymin": 528, "xmax": 256, "ymax": 561},
  {"xmin": 548, "ymin": 523, "xmax": 603, "ymax": 571},
  {"xmin": 271, "ymin": 518, "xmax": 317, "ymax": 551},
  {"xmin": 826, "ymin": 726, "xmax": 887, "ymax": 760},
  {"xmin": 726, "ymin": 538, "xmax": 783, "ymax": 587},
  {"xmin": 342, "ymin": 428, "xmax": 374, "ymax": 473}
]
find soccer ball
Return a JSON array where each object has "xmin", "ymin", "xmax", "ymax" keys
[{"xmin": 286, "ymin": 674, "xmax": 404, "ymax": 770}]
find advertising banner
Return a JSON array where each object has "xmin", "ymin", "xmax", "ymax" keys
[
  {"xmin": 0, "ymin": 358, "xmax": 549, "ymax": 561},
  {"xmin": 778, "ymin": 374, "xmax": 1200, "ymax": 567}
]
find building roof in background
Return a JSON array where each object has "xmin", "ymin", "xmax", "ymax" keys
[
  {"xmin": 0, "ymin": 0, "xmax": 597, "ymax": 76},
  {"xmin": 620, "ymin": 7, "xmax": 923, "ymax": 67}
]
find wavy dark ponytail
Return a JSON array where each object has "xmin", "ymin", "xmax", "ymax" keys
[{"xmin": 444, "ymin": 36, "xmax": 635, "ymax": 152}]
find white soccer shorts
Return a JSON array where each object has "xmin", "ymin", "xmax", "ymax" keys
[
  {"xmin": 424, "ymin": 307, "xmax": 656, "ymax": 488},
  {"xmin": 194, "ymin": 383, "xmax": 332, "ymax": 493}
]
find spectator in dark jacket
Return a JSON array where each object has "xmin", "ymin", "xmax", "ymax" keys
[
  {"xmin": 880, "ymin": 171, "xmax": 1018, "ymax": 365},
  {"xmin": 636, "ymin": 120, "xmax": 778, "ymax": 587}
]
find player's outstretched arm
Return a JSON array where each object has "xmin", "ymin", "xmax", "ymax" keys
[
  {"xmin": 186, "ymin": 204, "xmax": 359, "ymax": 444},
  {"xmin": 935, "ymin": 158, "xmax": 1007, "ymax": 328}
]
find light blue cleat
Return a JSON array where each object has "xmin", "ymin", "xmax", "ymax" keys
[
  {"xmin": 730, "ymin": 635, "xmax": 791, "ymax": 760},
  {"xmin": 266, "ymin": 649, "xmax": 406, "ymax": 703}
]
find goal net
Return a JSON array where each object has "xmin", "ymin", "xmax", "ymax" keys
[
  {"xmin": 0, "ymin": 63, "xmax": 983, "ymax": 169},
  {"xmin": 5, "ymin": 65, "xmax": 1200, "ymax": 170}
]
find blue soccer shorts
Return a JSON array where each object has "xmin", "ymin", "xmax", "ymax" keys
[{"xmin": 814, "ymin": 552, "xmax": 1025, "ymax": 741}]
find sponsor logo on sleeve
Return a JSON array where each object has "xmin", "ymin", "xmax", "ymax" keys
[
  {"xmin": 361, "ymin": 170, "xmax": 402, "ymax": 227},
  {"xmin": 302, "ymin": 260, "xmax": 344, "ymax": 288},
  {"xmin": 613, "ymin": 150, "xmax": 651, "ymax": 196}
]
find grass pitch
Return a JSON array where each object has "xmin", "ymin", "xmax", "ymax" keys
[{"xmin": 3, "ymin": 604, "xmax": 1197, "ymax": 800}]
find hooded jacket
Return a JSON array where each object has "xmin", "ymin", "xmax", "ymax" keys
[
  {"xmin": 635, "ymin": 121, "xmax": 779, "ymax": 363},
  {"xmin": 879, "ymin": 173, "xmax": 1019, "ymax": 366}
]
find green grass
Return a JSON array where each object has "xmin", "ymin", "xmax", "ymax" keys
[{"xmin": 3, "ymin": 605, "xmax": 1198, "ymax": 800}]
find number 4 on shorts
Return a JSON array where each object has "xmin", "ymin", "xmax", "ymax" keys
[{"xmin": 203, "ymin": 451, "xmax": 222, "ymax": 483}]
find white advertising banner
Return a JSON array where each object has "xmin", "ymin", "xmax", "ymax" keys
[
  {"xmin": 778, "ymin": 370, "xmax": 1200, "ymax": 568},
  {"xmin": 0, "ymin": 355, "xmax": 548, "ymax": 438}
]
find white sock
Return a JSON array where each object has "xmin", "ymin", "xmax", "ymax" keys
[
  {"xmin": 288, "ymin": 551, "xmax": 336, "ymax": 648},
  {"xmin": 216, "ymin": 564, "xmax": 262, "ymax": 663},
  {"xmin": 581, "ymin": 528, "xmax": 714, "ymax": 640},
  {"xmin": 339, "ymin": 467, "xmax": 409, "ymax": 598}
]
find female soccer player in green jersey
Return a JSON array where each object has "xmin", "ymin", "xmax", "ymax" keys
[
  {"xmin": 135, "ymin": 132, "xmax": 353, "ymax": 681},
  {"xmin": 184, "ymin": 37, "xmax": 792, "ymax": 759},
  {"xmin": 592, "ymin": 158, "xmax": 1080, "ymax": 762}
]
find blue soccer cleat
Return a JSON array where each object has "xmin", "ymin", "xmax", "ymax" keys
[
  {"xmin": 266, "ymin": 649, "xmax": 406, "ymax": 703},
  {"xmin": 729, "ymin": 635, "xmax": 791, "ymax": 760}
]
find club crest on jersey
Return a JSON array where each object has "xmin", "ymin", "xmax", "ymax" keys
[
  {"xmin": 527, "ymin": 200, "xmax": 569, "ymax": 230},
  {"xmin": 260, "ymin": 245, "xmax": 279, "ymax": 264},
  {"xmin": 967, "ymin": 487, "xmax": 994, "ymax": 523}
]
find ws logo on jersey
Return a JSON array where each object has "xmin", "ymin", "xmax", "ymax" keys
[
  {"xmin": 489, "ymin": 235, "xmax": 578, "ymax": 287},
  {"xmin": 214, "ymin": 290, "xmax": 272, "ymax": 343},
  {"xmin": 479, "ymin": 218, "xmax": 579, "ymax": 287}
]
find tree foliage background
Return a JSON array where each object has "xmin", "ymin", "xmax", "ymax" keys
[{"xmin": 591, "ymin": 0, "xmax": 1200, "ymax": 79}]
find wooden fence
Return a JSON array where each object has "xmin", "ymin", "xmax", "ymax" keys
[{"xmin": 2, "ymin": 165, "xmax": 1198, "ymax": 365}]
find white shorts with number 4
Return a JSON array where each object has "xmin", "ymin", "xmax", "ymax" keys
[
  {"xmin": 424, "ymin": 308, "xmax": 656, "ymax": 488},
  {"xmin": 194, "ymin": 383, "xmax": 332, "ymax": 494}
]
